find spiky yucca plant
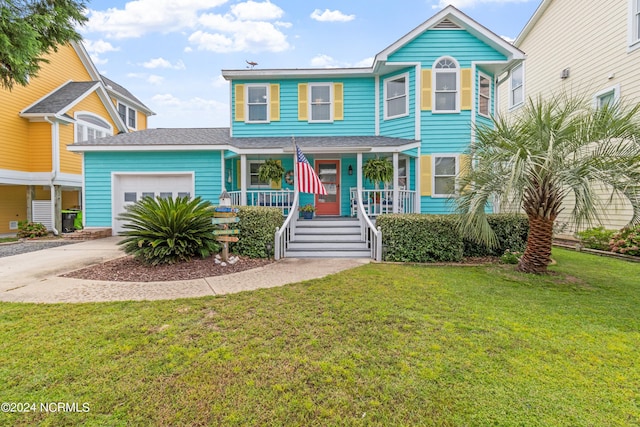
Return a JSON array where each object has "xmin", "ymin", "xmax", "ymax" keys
[{"xmin": 117, "ymin": 196, "xmax": 220, "ymax": 265}]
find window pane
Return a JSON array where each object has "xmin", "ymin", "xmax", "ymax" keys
[
  {"xmin": 177, "ymin": 192, "xmax": 191, "ymax": 198},
  {"xmin": 76, "ymin": 124, "xmax": 84, "ymax": 142},
  {"xmin": 436, "ymin": 72, "xmax": 456, "ymax": 91},
  {"xmin": 142, "ymin": 192, "xmax": 155, "ymax": 199},
  {"xmin": 87, "ymin": 128, "xmax": 96, "ymax": 140},
  {"xmin": 480, "ymin": 76, "xmax": 490, "ymax": 97},
  {"xmin": 387, "ymin": 78, "xmax": 406, "ymax": 97},
  {"xmin": 311, "ymin": 85, "xmax": 330, "ymax": 103},
  {"xmin": 128, "ymin": 108, "xmax": 136, "ymax": 128},
  {"xmin": 387, "ymin": 96, "xmax": 406, "ymax": 116},
  {"xmin": 312, "ymin": 104, "xmax": 331, "ymax": 121},
  {"xmin": 435, "ymin": 92, "xmax": 456, "ymax": 110},
  {"xmin": 248, "ymin": 104, "xmax": 267, "ymax": 121},
  {"xmin": 512, "ymin": 66, "xmax": 523, "ymax": 87},
  {"xmin": 248, "ymin": 86, "xmax": 267, "ymax": 104},
  {"xmin": 118, "ymin": 104, "xmax": 126, "ymax": 122},
  {"xmin": 598, "ymin": 91, "xmax": 615, "ymax": 108},
  {"xmin": 250, "ymin": 163, "xmax": 261, "ymax": 174},
  {"xmin": 435, "ymin": 157, "xmax": 456, "ymax": 175},
  {"xmin": 124, "ymin": 192, "xmax": 137, "ymax": 202},
  {"xmin": 435, "ymin": 176, "xmax": 455, "ymax": 195},
  {"xmin": 159, "ymin": 192, "xmax": 172, "ymax": 199},
  {"xmin": 479, "ymin": 95, "xmax": 489, "ymax": 115},
  {"xmin": 512, "ymin": 87, "xmax": 523, "ymax": 105}
]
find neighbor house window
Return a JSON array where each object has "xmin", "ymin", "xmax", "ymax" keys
[
  {"xmin": 117, "ymin": 103, "xmax": 137, "ymax": 129},
  {"xmin": 248, "ymin": 161, "xmax": 270, "ymax": 188},
  {"xmin": 309, "ymin": 83, "xmax": 332, "ymax": 122},
  {"xmin": 478, "ymin": 74, "xmax": 491, "ymax": 117},
  {"xmin": 75, "ymin": 113, "xmax": 112, "ymax": 142},
  {"xmin": 594, "ymin": 85, "xmax": 620, "ymax": 109},
  {"xmin": 510, "ymin": 64, "xmax": 524, "ymax": 108},
  {"xmin": 434, "ymin": 57, "xmax": 459, "ymax": 112},
  {"xmin": 247, "ymin": 85, "xmax": 269, "ymax": 123},
  {"xmin": 433, "ymin": 156, "xmax": 457, "ymax": 197},
  {"xmin": 631, "ymin": 0, "xmax": 640, "ymax": 46},
  {"xmin": 384, "ymin": 74, "xmax": 408, "ymax": 119}
]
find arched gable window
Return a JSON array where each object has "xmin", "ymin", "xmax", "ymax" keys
[
  {"xmin": 75, "ymin": 113, "xmax": 113, "ymax": 142},
  {"xmin": 433, "ymin": 57, "xmax": 459, "ymax": 113}
]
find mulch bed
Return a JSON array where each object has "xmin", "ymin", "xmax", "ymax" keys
[{"xmin": 62, "ymin": 255, "xmax": 274, "ymax": 282}]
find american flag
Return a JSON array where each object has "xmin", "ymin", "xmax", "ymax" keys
[{"xmin": 295, "ymin": 144, "xmax": 327, "ymax": 195}]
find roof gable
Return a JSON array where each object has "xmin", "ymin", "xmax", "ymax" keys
[{"xmin": 515, "ymin": 0, "xmax": 552, "ymax": 46}]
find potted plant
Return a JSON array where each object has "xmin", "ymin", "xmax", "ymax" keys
[
  {"xmin": 258, "ymin": 159, "xmax": 285, "ymax": 186},
  {"xmin": 299, "ymin": 203, "xmax": 315, "ymax": 219},
  {"xmin": 362, "ymin": 156, "xmax": 394, "ymax": 202}
]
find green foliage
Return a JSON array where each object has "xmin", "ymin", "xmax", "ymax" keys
[
  {"xmin": 299, "ymin": 203, "xmax": 315, "ymax": 213},
  {"xmin": 576, "ymin": 226, "xmax": 616, "ymax": 251},
  {"xmin": 363, "ymin": 156, "xmax": 394, "ymax": 188},
  {"xmin": 231, "ymin": 206, "xmax": 283, "ymax": 258},
  {"xmin": 500, "ymin": 249, "xmax": 523, "ymax": 264},
  {"xmin": 377, "ymin": 214, "xmax": 464, "ymax": 262},
  {"xmin": 0, "ymin": 0, "xmax": 88, "ymax": 90},
  {"xmin": 117, "ymin": 196, "xmax": 220, "ymax": 265},
  {"xmin": 257, "ymin": 159, "xmax": 285, "ymax": 185},
  {"xmin": 609, "ymin": 224, "xmax": 640, "ymax": 256},
  {"xmin": 378, "ymin": 214, "xmax": 529, "ymax": 262},
  {"xmin": 16, "ymin": 220, "xmax": 48, "ymax": 238}
]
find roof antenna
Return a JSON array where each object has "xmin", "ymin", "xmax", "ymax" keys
[{"xmin": 246, "ymin": 60, "xmax": 258, "ymax": 69}]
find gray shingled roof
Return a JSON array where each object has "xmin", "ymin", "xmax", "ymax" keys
[
  {"xmin": 70, "ymin": 127, "xmax": 418, "ymax": 150},
  {"xmin": 23, "ymin": 81, "xmax": 98, "ymax": 114},
  {"xmin": 101, "ymin": 75, "xmax": 150, "ymax": 111}
]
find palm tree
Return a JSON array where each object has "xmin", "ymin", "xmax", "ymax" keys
[{"xmin": 457, "ymin": 95, "xmax": 640, "ymax": 273}]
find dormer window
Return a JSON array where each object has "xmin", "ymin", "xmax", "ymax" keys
[
  {"xmin": 118, "ymin": 103, "xmax": 137, "ymax": 129},
  {"xmin": 434, "ymin": 57, "xmax": 459, "ymax": 113}
]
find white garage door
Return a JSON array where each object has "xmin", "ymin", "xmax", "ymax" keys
[{"xmin": 112, "ymin": 173, "xmax": 194, "ymax": 234}]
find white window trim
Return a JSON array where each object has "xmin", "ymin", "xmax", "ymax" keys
[
  {"xmin": 245, "ymin": 84, "xmax": 271, "ymax": 124},
  {"xmin": 509, "ymin": 63, "xmax": 525, "ymax": 110},
  {"xmin": 594, "ymin": 84, "xmax": 621, "ymax": 109},
  {"xmin": 74, "ymin": 112, "xmax": 113, "ymax": 143},
  {"xmin": 308, "ymin": 82, "xmax": 334, "ymax": 123},
  {"xmin": 432, "ymin": 154, "xmax": 459, "ymax": 198},
  {"xmin": 629, "ymin": 0, "xmax": 640, "ymax": 50},
  {"xmin": 117, "ymin": 102, "xmax": 137, "ymax": 130},
  {"xmin": 478, "ymin": 72, "xmax": 492, "ymax": 118},
  {"xmin": 383, "ymin": 73, "xmax": 409, "ymax": 120},
  {"xmin": 247, "ymin": 160, "xmax": 272, "ymax": 189},
  {"xmin": 432, "ymin": 56, "xmax": 460, "ymax": 114}
]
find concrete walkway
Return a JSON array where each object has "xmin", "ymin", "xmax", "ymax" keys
[{"xmin": 0, "ymin": 237, "xmax": 370, "ymax": 304}]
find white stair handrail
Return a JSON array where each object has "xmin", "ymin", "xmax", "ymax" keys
[
  {"xmin": 274, "ymin": 190, "xmax": 300, "ymax": 260},
  {"xmin": 356, "ymin": 189, "xmax": 382, "ymax": 261}
]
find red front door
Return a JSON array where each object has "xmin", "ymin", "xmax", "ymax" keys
[{"xmin": 315, "ymin": 160, "xmax": 340, "ymax": 216}]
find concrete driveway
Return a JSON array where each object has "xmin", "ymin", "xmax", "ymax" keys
[{"xmin": 0, "ymin": 237, "xmax": 369, "ymax": 304}]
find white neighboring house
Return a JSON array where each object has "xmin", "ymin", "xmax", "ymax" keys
[{"xmin": 497, "ymin": 0, "xmax": 640, "ymax": 233}]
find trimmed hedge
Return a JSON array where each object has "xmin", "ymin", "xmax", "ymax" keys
[
  {"xmin": 377, "ymin": 213, "xmax": 529, "ymax": 262},
  {"xmin": 230, "ymin": 206, "xmax": 283, "ymax": 258}
]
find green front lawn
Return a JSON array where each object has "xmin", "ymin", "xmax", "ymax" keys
[{"xmin": 1, "ymin": 248, "xmax": 639, "ymax": 426}]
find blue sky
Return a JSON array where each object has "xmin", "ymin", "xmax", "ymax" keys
[{"xmin": 80, "ymin": 0, "xmax": 542, "ymax": 128}]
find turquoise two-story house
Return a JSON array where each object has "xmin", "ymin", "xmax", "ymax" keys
[{"xmin": 70, "ymin": 6, "xmax": 524, "ymax": 259}]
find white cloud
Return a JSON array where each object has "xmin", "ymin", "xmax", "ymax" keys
[
  {"xmin": 433, "ymin": 0, "xmax": 532, "ymax": 9},
  {"xmin": 310, "ymin": 9, "xmax": 355, "ymax": 22},
  {"xmin": 211, "ymin": 75, "xmax": 228, "ymax": 88},
  {"xmin": 150, "ymin": 94, "xmax": 229, "ymax": 127},
  {"xmin": 142, "ymin": 57, "xmax": 186, "ymax": 70},
  {"xmin": 83, "ymin": 39, "xmax": 119, "ymax": 65},
  {"xmin": 84, "ymin": 0, "xmax": 229, "ymax": 39},
  {"xmin": 310, "ymin": 54, "xmax": 373, "ymax": 69},
  {"xmin": 230, "ymin": 0, "xmax": 283, "ymax": 20},
  {"xmin": 147, "ymin": 75, "xmax": 165, "ymax": 85}
]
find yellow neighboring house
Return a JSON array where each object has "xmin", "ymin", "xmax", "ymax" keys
[
  {"xmin": 0, "ymin": 41, "xmax": 153, "ymax": 235},
  {"xmin": 498, "ymin": 0, "xmax": 640, "ymax": 232}
]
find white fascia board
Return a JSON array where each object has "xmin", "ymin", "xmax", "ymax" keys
[
  {"xmin": 71, "ymin": 41, "xmax": 102, "ymax": 81},
  {"xmin": 106, "ymin": 89, "xmax": 155, "ymax": 116},
  {"xmin": 222, "ymin": 67, "xmax": 373, "ymax": 80},
  {"xmin": 369, "ymin": 141, "xmax": 420, "ymax": 153},
  {"xmin": 94, "ymin": 86, "xmax": 129, "ymax": 133},
  {"xmin": 67, "ymin": 144, "xmax": 238, "ymax": 153},
  {"xmin": 0, "ymin": 169, "xmax": 52, "ymax": 185}
]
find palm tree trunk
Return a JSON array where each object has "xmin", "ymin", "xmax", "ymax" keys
[{"xmin": 517, "ymin": 215, "xmax": 554, "ymax": 274}]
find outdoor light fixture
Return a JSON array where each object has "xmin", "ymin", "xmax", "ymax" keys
[{"xmin": 348, "ymin": 165, "xmax": 353, "ymax": 175}]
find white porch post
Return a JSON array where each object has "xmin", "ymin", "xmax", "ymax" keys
[
  {"xmin": 392, "ymin": 152, "xmax": 399, "ymax": 213},
  {"xmin": 356, "ymin": 153, "xmax": 363, "ymax": 194},
  {"xmin": 240, "ymin": 154, "xmax": 247, "ymax": 206},
  {"xmin": 414, "ymin": 147, "xmax": 421, "ymax": 213}
]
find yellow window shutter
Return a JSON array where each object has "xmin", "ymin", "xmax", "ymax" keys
[
  {"xmin": 270, "ymin": 160, "xmax": 282, "ymax": 189},
  {"xmin": 421, "ymin": 69, "xmax": 432, "ymax": 111},
  {"xmin": 420, "ymin": 155, "xmax": 432, "ymax": 196},
  {"xmin": 235, "ymin": 84, "xmax": 245, "ymax": 122},
  {"xmin": 298, "ymin": 83, "xmax": 308, "ymax": 121},
  {"xmin": 236, "ymin": 159, "xmax": 241, "ymax": 189},
  {"xmin": 334, "ymin": 82, "xmax": 344, "ymax": 120},
  {"xmin": 270, "ymin": 84, "xmax": 280, "ymax": 121},
  {"xmin": 461, "ymin": 69, "xmax": 472, "ymax": 111},
  {"xmin": 458, "ymin": 154, "xmax": 471, "ymax": 193}
]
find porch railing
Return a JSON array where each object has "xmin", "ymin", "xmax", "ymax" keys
[
  {"xmin": 349, "ymin": 188, "xmax": 415, "ymax": 216},
  {"xmin": 354, "ymin": 189, "xmax": 382, "ymax": 261},
  {"xmin": 229, "ymin": 190, "xmax": 295, "ymax": 216},
  {"xmin": 274, "ymin": 191, "xmax": 300, "ymax": 260}
]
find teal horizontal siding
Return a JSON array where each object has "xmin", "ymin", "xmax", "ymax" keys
[
  {"xmin": 232, "ymin": 78, "xmax": 376, "ymax": 137},
  {"xmin": 388, "ymin": 29, "xmax": 506, "ymax": 66},
  {"xmin": 420, "ymin": 196, "xmax": 456, "ymax": 214},
  {"xmin": 421, "ymin": 111, "xmax": 472, "ymax": 153},
  {"xmin": 84, "ymin": 151, "xmax": 222, "ymax": 227}
]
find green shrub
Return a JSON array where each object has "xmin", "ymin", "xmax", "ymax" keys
[
  {"xmin": 576, "ymin": 226, "xmax": 616, "ymax": 251},
  {"xmin": 500, "ymin": 249, "xmax": 523, "ymax": 264},
  {"xmin": 117, "ymin": 196, "xmax": 220, "ymax": 265},
  {"xmin": 463, "ymin": 214, "xmax": 529, "ymax": 257},
  {"xmin": 609, "ymin": 225, "xmax": 640, "ymax": 256},
  {"xmin": 377, "ymin": 214, "xmax": 464, "ymax": 262},
  {"xmin": 230, "ymin": 206, "xmax": 283, "ymax": 258},
  {"xmin": 17, "ymin": 221, "xmax": 48, "ymax": 238}
]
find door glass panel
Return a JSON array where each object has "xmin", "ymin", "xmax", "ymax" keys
[{"xmin": 318, "ymin": 163, "xmax": 337, "ymax": 203}]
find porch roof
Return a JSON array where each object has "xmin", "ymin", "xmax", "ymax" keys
[{"xmin": 230, "ymin": 135, "xmax": 419, "ymax": 153}]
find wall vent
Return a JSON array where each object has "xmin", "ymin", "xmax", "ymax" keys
[
  {"xmin": 434, "ymin": 19, "xmax": 462, "ymax": 29},
  {"xmin": 9, "ymin": 221, "xmax": 18, "ymax": 230}
]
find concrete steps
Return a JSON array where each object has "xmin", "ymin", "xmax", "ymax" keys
[{"xmin": 285, "ymin": 218, "xmax": 371, "ymax": 258}]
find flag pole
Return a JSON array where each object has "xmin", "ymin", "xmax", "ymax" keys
[{"xmin": 292, "ymin": 136, "xmax": 298, "ymax": 194}]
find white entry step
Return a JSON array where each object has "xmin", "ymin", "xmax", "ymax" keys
[{"xmin": 285, "ymin": 217, "xmax": 371, "ymax": 258}]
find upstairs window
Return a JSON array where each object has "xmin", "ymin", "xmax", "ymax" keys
[
  {"xmin": 309, "ymin": 83, "xmax": 332, "ymax": 122},
  {"xmin": 433, "ymin": 155, "xmax": 457, "ymax": 197},
  {"xmin": 510, "ymin": 64, "xmax": 524, "ymax": 108},
  {"xmin": 631, "ymin": 0, "xmax": 640, "ymax": 47},
  {"xmin": 247, "ymin": 85, "xmax": 269, "ymax": 123},
  {"xmin": 434, "ymin": 57, "xmax": 459, "ymax": 113},
  {"xmin": 75, "ymin": 113, "xmax": 112, "ymax": 142},
  {"xmin": 118, "ymin": 103, "xmax": 137, "ymax": 129},
  {"xmin": 384, "ymin": 74, "xmax": 408, "ymax": 119},
  {"xmin": 478, "ymin": 74, "xmax": 491, "ymax": 117}
]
